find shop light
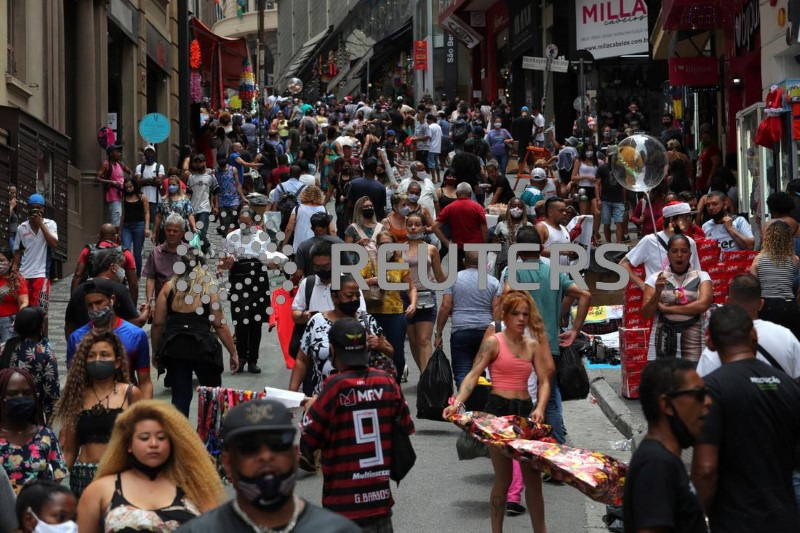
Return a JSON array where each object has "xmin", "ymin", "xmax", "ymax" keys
[{"xmin": 732, "ymin": 76, "xmax": 743, "ymax": 88}]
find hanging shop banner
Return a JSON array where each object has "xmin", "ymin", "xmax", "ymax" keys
[
  {"xmin": 574, "ymin": 0, "xmax": 649, "ymax": 60},
  {"xmin": 414, "ymin": 40, "xmax": 428, "ymax": 70},
  {"xmin": 443, "ymin": 33, "xmax": 459, "ymax": 100},
  {"xmin": 508, "ymin": 2, "xmax": 535, "ymax": 59},
  {"xmin": 734, "ymin": 0, "xmax": 760, "ymax": 56},
  {"xmin": 668, "ymin": 57, "xmax": 719, "ymax": 86},
  {"xmin": 440, "ymin": 13, "xmax": 483, "ymax": 49}
]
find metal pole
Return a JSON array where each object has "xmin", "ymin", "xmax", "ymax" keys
[
  {"xmin": 178, "ymin": 0, "xmax": 190, "ymax": 150},
  {"xmin": 541, "ymin": 58, "xmax": 552, "ymax": 114},
  {"xmin": 366, "ymin": 58, "xmax": 369, "ymax": 99},
  {"xmin": 579, "ymin": 57, "xmax": 586, "ymax": 143},
  {"xmin": 256, "ymin": 0, "xmax": 264, "ymax": 88}
]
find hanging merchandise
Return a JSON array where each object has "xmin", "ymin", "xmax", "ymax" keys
[
  {"xmin": 190, "ymin": 72, "xmax": 203, "ymax": 103},
  {"xmin": 190, "ymin": 39, "xmax": 201, "ymax": 69},
  {"xmin": 236, "ymin": 0, "xmax": 246, "ymax": 18},
  {"xmin": 755, "ymin": 85, "xmax": 785, "ymax": 148},
  {"xmin": 239, "ymin": 58, "xmax": 255, "ymax": 107}
]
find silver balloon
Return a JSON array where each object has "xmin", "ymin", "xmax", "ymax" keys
[
  {"xmin": 607, "ymin": 134, "xmax": 668, "ymax": 192},
  {"xmin": 287, "ymin": 77, "xmax": 304, "ymax": 95}
]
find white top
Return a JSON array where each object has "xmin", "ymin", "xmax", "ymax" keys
[
  {"xmin": 299, "ymin": 173, "xmax": 317, "ymax": 187},
  {"xmin": 428, "ymin": 122, "xmax": 443, "ymax": 154},
  {"xmin": 533, "ymin": 113, "xmax": 546, "ymax": 142},
  {"xmin": 697, "ymin": 319, "xmax": 800, "ymax": 379},
  {"xmin": 134, "ymin": 162, "xmax": 165, "ymax": 204},
  {"xmin": 540, "ymin": 221, "xmax": 571, "ymax": 266},
  {"xmin": 701, "ymin": 216, "xmax": 753, "ymax": 251},
  {"xmin": 541, "ymin": 178, "xmax": 558, "ymax": 199},
  {"xmin": 624, "ymin": 231, "xmax": 701, "ymax": 279},
  {"xmin": 293, "ymin": 204, "xmax": 327, "ymax": 251},
  {"xmin": 292, "ymin": 276, "xmax": 367, "ymax": 314},
  {"xmin": 399, "ymin": 177, "xmax": 437, "ymax": 218},
  {"xmin": 578, "ymin": 162, "xmax": 597, "ymax": 188},
  {"xmin": 224, "ymin": 228, "xmax": 288, "ymax": 263},
  {"xmin": 16, "ymin": 219, "xmax": 58, "ymax": 278}
]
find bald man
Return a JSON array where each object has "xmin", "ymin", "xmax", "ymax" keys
[{"xmin": 71, "ymin": 223, "xmax": 139, "ymax": 302}]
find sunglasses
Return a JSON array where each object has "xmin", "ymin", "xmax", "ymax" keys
[
  {"xmin": 234, "ymin": 431, "xmax": 295, "ymax": 456},
  {"xmin": 667, "ymin": 387, "xmax": 709, "ymax": 402}
]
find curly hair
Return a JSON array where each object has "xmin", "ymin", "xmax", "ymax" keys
[
  {"xmin": 53, "ymin": 330, "xmax": 130, "ymax": 429},
  {"xmin": 95, "ymin": 400, "xmax": 224, "ymax": 512},
  {"xmin": 497, "ymin": 290, "xmax": 547, "ymax": 344},
  {"xmin": 299, "ymin": 185, "xmax": 325, "ymax": 206},
  {"xmin": 762, "ymin": 220, "xmax": 795, "ymax": 265},
  {"xmin": 0, "ymin": 246, "xmax": 20, "ymax": 295},
  {"xmin": 0, "ymin": 367, "xmax": 43, "ymax": 426},
  {"xmin": 171, "ymin": 249, "xmax": 217, "ymax": 310}
]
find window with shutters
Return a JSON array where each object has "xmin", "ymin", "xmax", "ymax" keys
[
  {"xmin": 6, "ymin": 0, "xmax": 15, "ymax": 75},
  {"xmin": 6, "ymin": 0, "xmax": 24, "ymax": 79}
]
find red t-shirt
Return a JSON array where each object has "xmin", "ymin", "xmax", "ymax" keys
[
  {"xmin": 0, "ymin": 274, "xmax": 27, "ymax": 317},
  {"xmin": 77, "ymin": 241, "xmax": 137, "ymax": 271},
  {"xmin": 697, "ymin": 144, "xmax": 721, "ymax": 192},
  {"xmin": 270, "ymin": 165, "xmax": 290, "ymax": 190},
  {"xmin": 436, "ymin": 198, "xmax": 488, "ymax": 246}
]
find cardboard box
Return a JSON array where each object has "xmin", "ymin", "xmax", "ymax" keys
[
  {"xmin": 721, "ymin": 250, "xmax": 758, "ymax": 263},
  {"xmin": 621, "ymin": 370, "xmax": 641, "ymax": 399},
  {"xmin": 621, "ymin": 350, "xmax": 648, "ymax": 365},
  {"xmin": 706, "ymin": 264, "xmax": 726, "ymax": 277},
  {"xmin": 619, "ymin": 327, "xmax": 649, "ymax": 344}
]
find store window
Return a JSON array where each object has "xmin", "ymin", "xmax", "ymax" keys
[
  {"xmin": 6, "ymin": 0, "xmax": 24, "ymax": 78},
  {"xmin": 36, "ymin": 145, "xmax": 53, "ymax": 206}
]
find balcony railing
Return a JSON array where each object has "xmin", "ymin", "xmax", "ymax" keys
[{"xmin": 216, "ymin": 0, "xmax": 276, "ymax": 22}]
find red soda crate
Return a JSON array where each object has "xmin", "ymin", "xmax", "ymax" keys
[
  {"xmin": 622, "ymin": 350, "xmax": 648, "ymax": 366},
  {"xmin": 624, "ymin": 289, "xmax": 644, "ymax": 305},
  {"xmin": 621, "ymin": 370, "xmax": 641, "ymax": 399},
  {"xmin": 624, "ymin": 315, "xmax": 652, "ymax": 329},
  {"xmin": 721, "ymin": 250, "xmax": 758, "ymax": 263},
  {"xmin": 706, "ymin": 264, "xmax": 726, "ymax": 277},
  {"xmin": 696, "ymin": 239, "xmax": 721, "ymax": 253},
  {"xmin": 619, "ymin": 327, "xmax": 649, "ymax": 344},
  {"xmin": 699, "ymin": 253, "xmax": 720, "ymax": 267}
]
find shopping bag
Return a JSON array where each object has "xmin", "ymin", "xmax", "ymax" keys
[
  {"xmin": 558, "ymin": 343, "xmax": 590, "ymax": 401},
  {"xmin": 390, "ymin": 415, "xmax": 416, "ymax": 483},
  {"xmin": 456, "ymin": 430, "xmax": 489, "ymax": 460},
  {"xmin": 416, "ymin": 347, "xmax": 454, "ymax": 421}
]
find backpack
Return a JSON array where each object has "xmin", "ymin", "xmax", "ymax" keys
[
  {"xmin": 85, "ymin": 243, "xmax": 124, "ymax": 278},
  {"xmin": 261, "ymin": 142, "xmax": 278, "ymax": 170},
  {"xmin": 277, "ymin": 183, "xmax": 307, "ymax": 229},
  {"xmin": 452, "ymin": 120, "xmax": 470, "ymax": 144}
]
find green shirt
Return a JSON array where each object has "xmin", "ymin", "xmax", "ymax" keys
[{"xmin": 514, "ymin": 260, "xmax": 574, "ymax": 356}]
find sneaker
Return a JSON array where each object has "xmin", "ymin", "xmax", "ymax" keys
[
  {"xmin": 248, "ymin": 363, "xmax": 262, "ymax": 374},
  {"xmin": 622, "ymin": 235, "xmax": 631, "ymax": 243},
  {"xmin": 506, "ymin": 502, "xmax": 526, "ymax": 516},
  {"xmin": 401, "ymin": 365, "xmax": 409, "ymax": 383}
]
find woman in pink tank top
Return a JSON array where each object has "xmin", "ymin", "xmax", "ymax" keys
[{"xmin": 443, "ymin": 290, "xmax": 555, "ymax": 533}]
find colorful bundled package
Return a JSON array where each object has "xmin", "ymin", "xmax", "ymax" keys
[{"xmin": 448, "ymin": 413, "xmax": 627, "ymax": 506}]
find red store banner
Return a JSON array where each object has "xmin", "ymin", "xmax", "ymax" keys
[
  {"xmin": 668, "ymin": 57, "xmax": 719, "ymax": 86},
  {"xmin": 414, "ymin": 40, "xmax": 428, "ymax": 70}
]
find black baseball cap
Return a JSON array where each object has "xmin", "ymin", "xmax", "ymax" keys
[
  {"xmin": 328, "ymin": 317, "xmax": 369, "ymax": 367},
  {"xmin": 221, "ymin": 399, "xmax": 296, "ymax": 445},
  {"xmin": 310, "ymin": 212, "xmax": 333, "ymax": 228}
]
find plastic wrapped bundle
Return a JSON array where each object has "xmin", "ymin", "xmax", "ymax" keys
[{"xmin": 448, "ymin": 412, "xmax": 627, "ymax": 506}]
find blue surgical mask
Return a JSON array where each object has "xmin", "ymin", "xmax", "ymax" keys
[
  {"xmin": 168, "ymin": 185, "xmax": 179, "ymax": 194},
  {"xmin": 408, "ymin": 194, "xmax": 420, "ymax": 203}
]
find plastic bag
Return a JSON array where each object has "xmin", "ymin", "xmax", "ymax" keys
[
  {"xmin": 416, "ymin": 347, "xmax": 454, "ymax": 421},
  {"xmin": 456, "ymin": 430, "xmax": 489, "ymax": 460},
  {"xmin": 558, "ymin": 343, "xmax": 590, "ymax": 401},
  {"xmin": 189, "ymin": 233, "xmax": 202, "ymax": 250}
]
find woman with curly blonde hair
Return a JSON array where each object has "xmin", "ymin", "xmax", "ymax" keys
[
  {"xmin": 443, "ymin": 289, "xmax": 554, "ymax": 533},
  {"xmin": 751, "ymin": 219, "xmax": 800, "ymax": 338},
  {"xmin": 77, "ymin": 400, "xmax": 224, "ymax": 532},
  {"xmin": 283, "ymin": 185, "xmax": 330, "ymax": 251},
  {"xmin": 53, "ymin": 329, "xmax": 142, "ymax": 498}
]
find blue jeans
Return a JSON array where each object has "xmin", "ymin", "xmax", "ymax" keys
[
  {"xmin": 450, "ymin": 328, "xmax": 486, "ymax": 389},
  {"xmin": 495, "ymin": 153, "xmax": 509, "ymax": 176},
  {"xmin": 120, "ymin": 220, "xmax": 145, "ymax": 277},
  {"xmin": 195, "ymin": 211, "xmax": 211, "ymax": 253},
  {"xmin": 374, "ymin": 313, "xmax": 407, "ymax": 378},
  {"xmin": 0, "ymin": 316, "xmax": 14, "ymax": 343},
  {"xmin": 544, "ymin": 361, "xmax": 565, "ymax": 444}
]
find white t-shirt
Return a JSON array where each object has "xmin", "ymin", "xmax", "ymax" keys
[
  {"xmin": 624, "ymin": 231, "xmax": 701, "ymax": 279},
  {"xmin": 224, "ymin": 228, "xmax": 288, "ymax": 262},
  {"xmin": 187, "ymin": 172, "xmax": 218, "ymax": 214},
  {"xmin": 16, "ymin": 219, "xmax": 58, "ymax": 278},
  {"xmin": 701, "ymin": 216, "xmax": 753, "ymax": 251},
  {"xmin": 533, "ymin": 113, "xmax": 546, "ymax": 142},
  {"xmin": 428, "ymin": 123, "xmax": 443, "ymax": 154},
  {"xmin": 292, "ymin": 276, "xmax": 367, "ymax": 314},
  {"xmin": 399, "ymin": 177, "xmax": 437, "ymax": 218},
  {"xmin": 134, "ymin": 162, "xmax": 165, "ymax": 204},
  {"xmin": 299, "ymin": 173, "xmax": 317, "ymax": 187},
  {"xmin": 541, "ymin": 178, "xmax": 558, "ymax": 198},
  {"xmin": 697, "ymin": 319, "xmax": 800, "ymax": 378}
]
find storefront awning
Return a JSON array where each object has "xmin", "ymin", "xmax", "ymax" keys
[
  {"xmin": 274, "ymin": 28, "xmax": 331, "ymax": 91},
  {"xmin": 368, "ymin": 18, "xmax": 412, "ymax": 69},
  {"xmin": 661, "ymin": 0, "xmax": 741, "ymax": 31},
  {"xmin": 190, "ymin": 17, "xmax": 250, "ymax": 88}
]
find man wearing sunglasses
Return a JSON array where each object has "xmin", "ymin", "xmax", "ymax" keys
[
  {"xmin": 623, "ymin": 358, "xmax": 710, "ymax": 532},
  {"xmin": 301, "ymin": 317, "xmax": 414, "ymax": 532},
  {"xmin": 692, "ymin": 305, "xmax": 800, "ymax": 533},
  {"xmin": 178, "ymin": 399, "xmax": 360, "ymax": 532}
]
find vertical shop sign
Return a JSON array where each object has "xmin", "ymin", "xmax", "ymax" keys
[
  {"xmin": 415, "ymin": 40, "xmax": 428, "ymax": 70},
  {"xmin": 734, "ymin": 0, "xmax": 760, "ymax": 55},
  {"xmin": 443, "ymin": 33, "xmax": 458, "ymax": 99}
]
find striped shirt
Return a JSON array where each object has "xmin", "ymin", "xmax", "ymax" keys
[
  {"xmin": 756, "ymin": 254, "xmax": 798, "ymax": 299},
  {"xmin": 300, "ymin": 368, "xmax": 414, "ymax": 521}
]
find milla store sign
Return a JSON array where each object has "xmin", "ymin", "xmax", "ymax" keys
[{"xmin": 575, "ymin": 0, "xmax": 649, "ymax": 60}]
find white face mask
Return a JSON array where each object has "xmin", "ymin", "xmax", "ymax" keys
[
  {"xmin": 115, "ymin": 265, "xmax": 126, "ymax": 283},
  {"xmin": 30, "ymin": 510, "xmax": 78, "ymax": 533}
]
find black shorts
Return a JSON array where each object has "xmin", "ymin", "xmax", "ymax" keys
[
  {"xmin": 484, "ymin": 393, "xmax": 533, "ymax": 417},
  {"xmin": 578, "ymin": 186, "xmax": 596, "ymax": 201}
]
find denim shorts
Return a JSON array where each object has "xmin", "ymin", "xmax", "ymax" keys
[
  {"xmin": 108, "ymin": 201, "xmax": 122, "ymax": 226},
  {"xmin": 601, "ymin": 201, "xmax": 625, "ymax": 224},
  {"xmin": 484, "ymin": 393, "xmax": 533, "ymax": 417},
  {"xmin": 427, "ymin": 151, "xmax": 439, "ymax": 170},
  {"xmin": 402, "ymin": 292, "xmax": 437, "ymax": 324}
]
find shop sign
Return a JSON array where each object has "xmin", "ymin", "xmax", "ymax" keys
[
  {"xmin": 734, "ymin": 0, "xmax": 759, "ymax": 55},
  {"xmin": 508, "ymin": 3, "xmax": 535, "ymax": 57},
  {"xmin": 414, "ymin": 40, "xmax": 428, "ymax": 70},
  {"xmin": 443, "ymin": 33, "xmax": 459, "ymax": 100},
  {"xmin": 440, "ymin": 13, "xmax": 483, "ymax": 49},
  {"xmin": 521, "ymin": 56, "xmax": 570, "ymax": 73},
  {"xmin": 668, "ymin": 57, "xmax": 718, "ymax": 86},
  {"xmin": 575, "ymin": 0, "xmax": 648, "ymax": 60},
  {"xmin": 146, "ymin": 22, "xmax": 171, "ymax": 73}
]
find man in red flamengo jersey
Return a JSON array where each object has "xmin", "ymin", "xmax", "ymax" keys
[{"xmin": 301, "ymin": 317, "xmax": 414, "ymax": 531}]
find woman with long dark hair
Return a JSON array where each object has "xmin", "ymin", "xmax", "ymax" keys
[
  {"xmin": 0, "ymin": 246, "xmax": 27, "ymax": 343},
  {"xmin": 119, "ymin": 178, "xmax": 150, "ymax": 277}
]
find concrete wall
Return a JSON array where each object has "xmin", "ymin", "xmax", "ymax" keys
[{"xmin": 760, "ymin": 0, "xmax": 800, "ymax": 95}]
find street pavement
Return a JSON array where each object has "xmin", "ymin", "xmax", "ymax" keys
[{"xmin": 44, "ymin": 176, "xmax": 635, "ymax": 531}]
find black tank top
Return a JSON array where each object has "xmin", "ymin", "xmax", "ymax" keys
[
  {"xmin": 438, "ymin": 192, "xmax": 457, "ymax": 210},
  {"xmin": 124, "ymin": 198, "xmax": 145, "ymax": 223},
  {"xmin": 76, "ymin": 385, "xmax": 132, "ymax": 445}
]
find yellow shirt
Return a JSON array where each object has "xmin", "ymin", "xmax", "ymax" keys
[{"xmin": 361, "ymin": 259, "xmax": 409, "ymax": 315}]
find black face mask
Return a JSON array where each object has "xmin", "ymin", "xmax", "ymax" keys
[
  {"xmin": 235, "ymin": 469, "xmax": 296, "ymax": 511},
  {"xmin": 666, "ymin": 404, "xmax": 695, "ymax": 449},
  {"xmin": 128, "ymin": 452, "xmax": 170, "ymax": 481},
  {"xmin": 315, "ymin": 269, "xmax": 332, "ymax": 283},
  {"xmin": 362, "ymin": 208, "xmax": 375, "ymax": 218},
  {"xmin": 338, "ymin": 300, "xmax": 360, "ymax": 316},
  {"xmin": 4, "ymin": 396, "xmax": 36, "ymax": 425}
]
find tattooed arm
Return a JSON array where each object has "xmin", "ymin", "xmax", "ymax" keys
[{"xmin": 443, "ymin": 326, "xmax": 498, "ymax": 418}]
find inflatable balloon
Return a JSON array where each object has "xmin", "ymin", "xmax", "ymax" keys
[
  {"xmin": 607, "ymin": 134, "xmax": 667, "ymax": 192},
  {"xmin": 287, "ymin": 77, "xmax": 304, "ymax": 95}
]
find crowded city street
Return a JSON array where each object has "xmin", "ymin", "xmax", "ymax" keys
[{"xmin": 2, "ymin": 0, "xmax": 800, "ymax": 532}]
